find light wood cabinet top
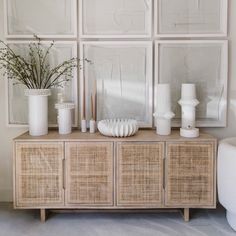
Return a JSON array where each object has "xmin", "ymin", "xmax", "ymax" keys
[{"xmin": 14, "ymin": 130, "xmax": 217, "ymax": 142}]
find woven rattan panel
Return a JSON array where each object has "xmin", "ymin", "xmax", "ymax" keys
[
  {"xmin": 166, "ymin": 142, "xmax": 214, "ymax": 207},
  {"xmin": 66, "ymin": 142, "xmax": 113, "ymax": 205},
  {"xmin": 15, "ymin": 142, "xmax": 64, "ymax": 206},
  {"xmin": 117, "ymin": 142, "xmax": 164, "ymax": 206}
]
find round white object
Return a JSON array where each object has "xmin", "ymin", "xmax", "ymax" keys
[
  {"xmin": 98, "ymin": 119, "xmax": 139, "ymax": 138},
  {"xmin": 180, "ymin": 128, "xmax": 199, "ymax": 138},
  {"xmin": 218, "ymin": 138, "xmax": 236, "ymax": 231}
]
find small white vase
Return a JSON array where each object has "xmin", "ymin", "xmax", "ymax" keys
[
  {"xmin": 154, "ymin": 84, "xmax": 175, "ymax": 136},
  {"xmin": 25, "ymin": 89, "xmax": 51, "ymax": 136},
  {"xmin": 90, "ymin": 120, "xmax": 96, "ymax": 133},
  {"xmin": 55, "ymin": 103, "xmax": 75, "ymax": 135}
]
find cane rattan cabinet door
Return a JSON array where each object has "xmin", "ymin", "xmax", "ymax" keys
[
  {"xmin": 117, "ymin": 142, "xmax": 164, "ymax": 207},
  {"xmin": 15, "ymin": 142, "xmax": 64, "ymax": 207},
  {"xmin": 65, "ymin": 142, "xmax": 113, "ymax": 206},
  {"xmin": 165, "ymin": 142, "xmax": 216, "ymax": 207}
]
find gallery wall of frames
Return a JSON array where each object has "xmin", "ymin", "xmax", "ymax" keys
[{"xmin": 4, "ymin": 0, "xmax": 228, "ymax": 128}]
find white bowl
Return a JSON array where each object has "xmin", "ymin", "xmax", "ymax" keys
[{"xmin": 98, "ymin": 119, "xmax": 139, "ymax": 138}]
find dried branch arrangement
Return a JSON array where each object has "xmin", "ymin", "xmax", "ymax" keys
[{"xmin": 0, "ymin": 37, "xmax": 91, "ymax": 89}]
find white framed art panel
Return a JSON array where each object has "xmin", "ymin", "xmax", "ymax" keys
[
  {"xmin": 155, "ymin": 40, "xmax": 228, "ymax": 127},
  {"xmin": 80, "ymin": 41, "xmax": 153, "ymax": 127},
  {"xmin": 79, "ymin": 0, "xmax": 152, "ymax": 38},
  {"xmin": 5, "ymin": 41, "xmax": 78, "ymax": 127},
  {"xmin": 4, "ymin": 0, "xmax": 77, "ymax": 39},
  {"xmin": 154, "ymin": 0, "xmax": 228, "ymax": 38}
]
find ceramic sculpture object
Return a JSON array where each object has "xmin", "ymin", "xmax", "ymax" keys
[
  {"xmin": 154, "ymin": 84, "xmax": 175, "ymax": 135},
  {"xmin": 178, "ymin": 84, "xmax": 200, "ymax": 138},
  {"xmin": 55, "ymin": 103, "xmax": 75, "ymax": 135},
  {"xmin": 25, "ymin": 89, "xmax": 51, "ymax": 136},
  {"xmin": 98, "ymin": 119, "xmax": 139, "ymax": 137},
  {"xmin": 218, "ymin": 138, "xmax": 236, "ymax": 231}
]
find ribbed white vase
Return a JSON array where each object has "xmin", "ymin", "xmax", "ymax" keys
[
  {"xmin": 154, "ymin": 84, "xmax": 175, "ymax": 136},
  {"xmin": 25, "ymin": 89, "xmax": 51, "ymax": 136},
  {"xmin": 55, "ymin": 103, "xmax": 75, "ymax": 135}
]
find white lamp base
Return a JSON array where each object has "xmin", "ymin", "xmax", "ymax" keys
[{"xmin": 180, "ymin": 128, "xmax": 199, "ymax": 138}]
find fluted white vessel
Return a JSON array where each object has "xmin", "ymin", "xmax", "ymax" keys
[
  {"xmin": 55, "ymin": 103, "xmax": 75, "ymax": 135},
  {"xmin": 25, "ymin": 89, "xmax": 51, "ymax": 136},
  {"xmin": 154, "ymin": 84, "xmax": 175, "ymax": 135},
  {"xmin": 98, "ymin": 119, "xmax": 138, "ymax": 137},
  {"xmin": 178, "ymin": 84, "xmax": 199, "ymax": 138}
]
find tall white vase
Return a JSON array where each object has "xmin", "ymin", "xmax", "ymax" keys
[
  {"xmin": 55, "ymin": 103, "xmax": 75, "ymax": 135},
  {"xmin": 178, "ymin": 84, "xmax": 200, "ymax": 138},
  {"xmin": 154, "ymin": 84, "xmax": 175, "ymax": 135},
  {"xmin": 25, "ymin": 89, "xmax": 51, "ymax": 136}
]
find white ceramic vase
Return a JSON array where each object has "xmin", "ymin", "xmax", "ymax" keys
[
  {"xmin": 25, "ymin": 89, "xmax": 51, "ymax": 136},
  {"xmin": 154, "ymin": 84, "xmax": 175, "ymax": 135},
  {"xmin": 178, "ymin": 84, "xmax": 200, "ymax": 138},
  {"xmin": 55, "ymin": 103, "xmax": 75, "ymax": 135}
]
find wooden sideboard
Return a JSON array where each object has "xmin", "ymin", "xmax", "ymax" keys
[{"xmin": 13, "ymin": 130, "xmax": 217, "ymax": 222}]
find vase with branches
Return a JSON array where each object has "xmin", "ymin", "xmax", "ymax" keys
[{"xmin": 0, "ymin": 37, "xmax": 89, "ymax": 136}]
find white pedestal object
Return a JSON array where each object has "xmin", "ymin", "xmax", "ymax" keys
[
  {"xmin": 180, "ymin": 128, "xmax": 199, "ymax": 138},
  {"xmin": 55, "ymin": 103, "xmax": 75, "ymax": 135},
  {"xmin": 218, "ymin": 138, "xmax": 236, "ymax": 231},
  {"xmin": 154, "ymin": 84, "xmax": 175, "ymax": 136},
  {"xmin": 25, "ymin": 89, "xmax": 51, "ymax": 136},
  {"xmin": 178, "ymin": 84, "xmax": 199, "ymax": 138},
  {"xmin": 90, "ymin": 120, "xmax": 96, "ymax": 133},
  {"xmin": 81, "ymin": 119, "xmax": 87, "ymax": 133}
]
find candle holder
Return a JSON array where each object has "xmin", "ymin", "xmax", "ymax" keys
[
  {"xmin": 90, "ymin": 120, "xmax": 96, "ymax": 133},
  {"xmin": 154, "ymin": 84, "xmax": 175, "ymax": 136},
  {"xmin": 178, "ymin": 84, "xmax": 200, "ymax": 138},
  {"xmin": 81, "ymin": 119, "xmax": 87, "ymax": 133},
  {"xmin": 55, "ymin": 103, "xmax": 75, "ymax": 135}
]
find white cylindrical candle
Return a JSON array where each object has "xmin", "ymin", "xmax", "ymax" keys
[
  {"xmin": 55, "ymin": 103, "xmax": 75, "ymax": 135},
  {"xmin": 155, "ymin": 84, "xmax": 171, "ymax": 114}
]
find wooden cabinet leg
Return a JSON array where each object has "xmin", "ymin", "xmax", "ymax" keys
[
  {"xmin": 40, "ymin": 209, "xmax": 46, "ymax": 222},
  {"xmin": 183, "ymin": 208, "xmax": 190, "ymax": 222}
]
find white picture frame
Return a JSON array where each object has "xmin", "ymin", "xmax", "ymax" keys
[
  {"xmin": 4, "ymin": 0, "xmax": 77, "ymax": 39},
  {"xmin": 155, "ymin": 40, "xmax": 228, "ymax": 127},
  {"xmin": 79, "ymin": 0, "xmax": 152, "ymax": 38},
  {"xmin": 5, "ymin": 41, "xmax": 78, "ymax": 127},
  {"xmin": 80, "ymin": 41, "xmax": 153, "ymax": 127},
  {"xmin": 154, "ymin": 0, "xmax": 228, "ymax": 38}
]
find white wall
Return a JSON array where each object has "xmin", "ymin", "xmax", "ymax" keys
[{"xmin": 0, "ymin": 0, "xmax": 236, "ymax": 202}]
